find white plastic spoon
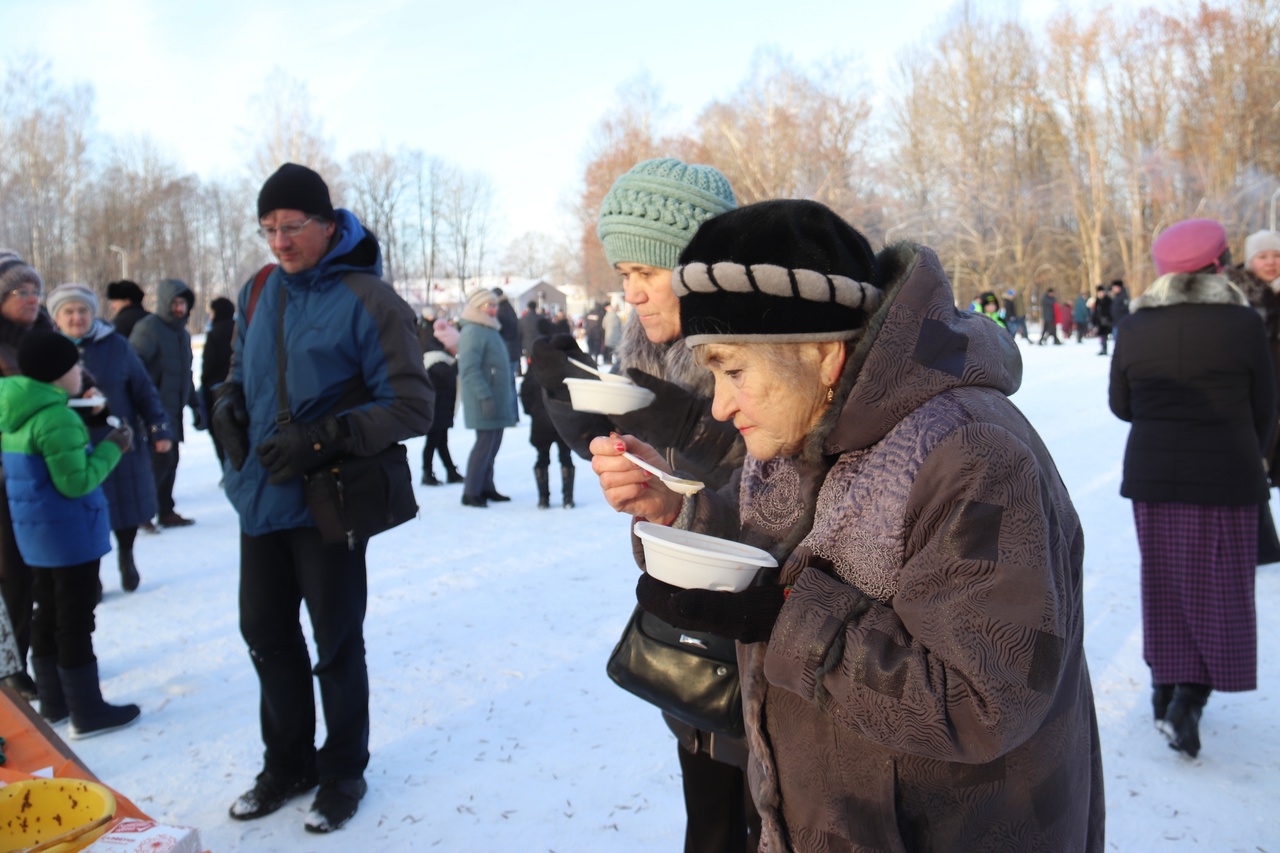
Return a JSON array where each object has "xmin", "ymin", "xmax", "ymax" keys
[
  {"xmin": 568, "ymin": 360, "xmax": 633, "ymax": 384},
  {"xmin": 621, "ymin": 451, "xmax": 705, "ymax": 495}
]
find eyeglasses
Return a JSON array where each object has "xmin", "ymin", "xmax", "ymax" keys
[
  {"xmin": 258, "ymin": 218, "xmax": 315, "ymax": 241},
  {"xmin": 5, "ymin": 287, "xmax": 40, "ymax": 301}
]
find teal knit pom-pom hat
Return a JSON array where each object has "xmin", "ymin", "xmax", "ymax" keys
[{"xmin": 597, "ymin": 158, "xmax": 737, "ymax": 271}]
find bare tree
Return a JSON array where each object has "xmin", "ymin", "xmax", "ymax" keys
[
  {"xmin": 345, "ymin": 148, "xmax": 410, "ymax": 286},
  {"xmin": 243, "ymin": 69, "xmax": 339, "ymax": 185},
  {"xmin": 501, "ymin": 231, "xmax": 556, "ymax": 278},
  {"xmin": 440, "ymin": 168, "xmax": 493, "ymax": 301}
]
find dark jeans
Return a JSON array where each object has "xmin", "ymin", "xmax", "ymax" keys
[
  {"xmin": 239, "ymin": 527, "xmax": 370, "ymax": 782},
  {"xmin": 30, "ymin": 559, "xmax": 99, "ymax": 668},
  {"xmin": 150, "ymin": 441, "xmax": 181, "ymax": 517},
  {"xmin": 678, "ymin": 744, "xmax": 760, "ymax": 853},
  {"xmin": 464, "ymin": 429, "xmax": 504, "ymax": 499},
  {"xmin": 0, "ymin": 474, "xmax": 33, "ymax": 666},
  {"xmin": 533, "ymin": 438, "xmax": 573, "ymax": 469},
  {"xmin": 423, "ymin": 427, "xmax": 457, "ymax": 476}
]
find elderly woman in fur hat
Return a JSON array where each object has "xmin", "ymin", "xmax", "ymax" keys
[
  {"xmin": 1111, "ymin": 219, "xmax": 1276, "ymax": 760},
  {"xmin": 591, "ymin": 200, "xmax": 1104, "ymax": 852}
]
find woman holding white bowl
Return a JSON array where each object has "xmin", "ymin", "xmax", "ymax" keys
[{"xmin": 591, "ymin": 200, "xmax": 1104, "ymax": 852}]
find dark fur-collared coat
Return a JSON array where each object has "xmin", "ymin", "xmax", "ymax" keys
[{"xmin": 671, "ymin": 243, "xmax": 1104, "ymax": 852}]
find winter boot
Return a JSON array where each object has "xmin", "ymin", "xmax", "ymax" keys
[
  {"xmin": 561, "ymin": 464, "xmax": 575, "ymax": 509},
  {"xmin": 31, "ymin": 656, "xmax": 68, "ymax": 724},
  {"xmin": 534, "ymin": 465, "xmax": 551, "ymax": 509},
  {"xmin": 118, "ymin": 547, "xmax": 140, "ymax": 593},
  {"xmin": 445, "ymin": 467, "xmax": 465, "ymax": 484},
  {"xmin": 421, "ymin": 470, "xmax": 440, "ymax": 486},
  {"xmin": 59, "ymin": 661, "xmax": 141, "ymax": 739},
  {"xmin": 1152, "ymin": 683, "xmax": 1174, "ymax": 722},
  {"xmin": 1159, "ymin": 683, "xmax": 1211, "ymax": 758}
]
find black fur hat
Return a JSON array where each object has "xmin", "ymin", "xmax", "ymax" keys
[
  {"xmin": 673, "ymin": 199, "xmax": 882, "ymax": 347},
  {"xmin": 106, "ymin": 279, "xmax": 145, "ymax": 303}
]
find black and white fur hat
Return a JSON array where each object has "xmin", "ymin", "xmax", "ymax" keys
[{"xmin": 672, "ymin": 199, "xmax": 882, "ymax": 347}]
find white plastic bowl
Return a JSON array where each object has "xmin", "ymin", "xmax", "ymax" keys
[
  {"xmin": 634, "ymin": 521, "xmax": 777, "ymax": 592},
  {"xmin": 565, "ymin": 378, "xmax": 655, "ymax": 415}
]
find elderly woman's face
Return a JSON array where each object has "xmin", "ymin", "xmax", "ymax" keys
[
  {"xmin": 55, "ymin": 301, "xmax": 94, "ymax": 339},
  {"xmin": 703, "ymin": 342, "xmax": 838, "ymax": 461},
  {"xmin": 617, "ymin": 263, "xmax": 679, "ymax": 344},
  {"xmin": 1251, "ymin": 250, "xmax": 1280, "ymax": 283}
]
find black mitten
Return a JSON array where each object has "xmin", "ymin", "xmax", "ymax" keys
[
  {"xmin": 256, "ymin": 415, "xmax": 350, "ymax": 484},
  {"xmin": 529, "ymin": 335, "xmax": 594, "ymax": 401},
  {"xmin": 612, "ymin": 369, "xmax": 705, "ymax": 448},
  {"xmin": 210, "ymin": 382, "xmax": 250, "ymax": 471},
  {"xmin": 636, "ymin": 572, "xmax": 786, "ymax": 644}
]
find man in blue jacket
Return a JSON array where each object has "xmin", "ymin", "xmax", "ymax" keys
[{"xmin": 212, "ymin": 163, "xmax": 432, "ymax": 833}]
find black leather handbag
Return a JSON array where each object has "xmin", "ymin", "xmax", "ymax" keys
[
  {"xmin": 606, "ymin": 605, "xmax": 745, "ymax": 739},
  {"xmin": 302, "ymin": 444, "xmax": 418, "ymax": 549}
]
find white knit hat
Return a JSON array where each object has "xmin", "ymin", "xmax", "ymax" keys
[{"xmin": 1244, "ymin": 230, "xmax": 1280, "ymax": 267}]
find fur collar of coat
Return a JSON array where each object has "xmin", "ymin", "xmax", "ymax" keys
[{"xmin": 1131, "ymin": 272, "xmax": 1247, "ymax": 312}]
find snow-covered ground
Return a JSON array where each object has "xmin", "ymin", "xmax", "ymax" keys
[{"xmin": 57, "ymin": 335, "xmax": 1280, "ymax": 851}]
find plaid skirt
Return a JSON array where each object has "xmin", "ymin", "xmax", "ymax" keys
[{"xmin": 1134, "ymin": 501, "xmax": 1257, "ymax": 691}]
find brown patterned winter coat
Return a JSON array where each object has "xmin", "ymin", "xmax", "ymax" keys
[{"xmin": 677, "ymin": 243, "xmax": 1105, "ymax": 852}]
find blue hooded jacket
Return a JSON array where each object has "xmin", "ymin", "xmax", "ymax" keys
[{"xmin": 223, "ymin": 209, "xmax": 433, "ymax": 535}]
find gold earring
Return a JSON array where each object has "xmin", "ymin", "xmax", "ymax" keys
[{"xmin": 826, "ymin": 387, "xmax": 834, "ymax": 403}]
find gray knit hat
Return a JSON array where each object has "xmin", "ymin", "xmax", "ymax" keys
[
  {"xmin": 597, "ymin": 158, "xmax": 737, "ymax": 271},
  {"xmin": 47, "ymin": 282, "xmax": 99, "ymax": 319},
  {"xmin": 0, "ymin": 250, "xmax": 43, "ymax": 300}
]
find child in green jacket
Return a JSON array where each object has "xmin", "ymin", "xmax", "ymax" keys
[{"xmin": 0, "ymin": 331, "xmax": 138, "ymax": 737}]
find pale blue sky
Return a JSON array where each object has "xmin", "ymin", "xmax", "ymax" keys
[{"xmin": 8, "ymin": 0, "xmax": 1125, "ymax": 243}]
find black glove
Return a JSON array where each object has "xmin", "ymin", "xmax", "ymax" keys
[
  {"xmin": 480, "ymin": 397, "xmax": 497, "ymax": 420},
  {"xmin": 636, "ymin": 573, "xmax": 786, "ymax": 644},
  {"xmin": 104, "ymin": 422, "xmax": 134, "ymax": 452},
  {"xmin": 612, "ymin": 369, "xmax": 706, "ymax": 448},
  {"xmin": 209, "ymin": 382, "xmax": 249, "ymax": 471},
  {"xmin": 190, "ymin": 402, "xmax": 207, "ymax": 431},
  {"xmin": 256, "ymin": 414, "xmax": 350, "ymax": 485},
  {"xmin": 529, "ymin": 334, "xmax": 594, "ymax": 401}
]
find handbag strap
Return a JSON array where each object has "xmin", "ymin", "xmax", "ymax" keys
[{"xmin": 274, "ymin": 285, "xmax": 291, "ymax": 427}]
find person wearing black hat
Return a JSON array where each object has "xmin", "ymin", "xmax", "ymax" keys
[
  {"xmin": 0, "ymin": 249, "xmax": 55, "ymax": 701},
  {"xmin": 105, "ymin": 280, "xmax": 149, "ymax": 339},
  {"xmin": 0, "ymin": 331, "xmax": 139, "ymax": 738},
  {"xmin": 216, "ymin": 163, "xmax": 433, "ymax": 834},
  {"xmin": 200, "ymin": 297, "xmax": 236, "ymax": 469},
  {"xmin": 591, "ymin": 199, "xmax": 1104, "ymax": 852}
]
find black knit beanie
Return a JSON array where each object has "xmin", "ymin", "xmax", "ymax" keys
[
  {"xmin": 257, "ymin": 163, "xmax": 335, "ymax": 221},
  {"xmin": 673, "ymin": 199, "xmax": 883, "ymax": 347},
  {"xmin": 18, "ymin": 331, "xmax": 80, "ymax": 383}
]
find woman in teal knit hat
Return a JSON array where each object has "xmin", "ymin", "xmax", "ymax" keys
[{"xmin": 530, "ymin": 157, "xmax": 759, "ymax": 852}]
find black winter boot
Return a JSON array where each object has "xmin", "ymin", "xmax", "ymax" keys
[
  {"xmin": 534, "ymin": 465, "xmax": 551, "ymax": 509},
  {"xmin": 561, "ymin": 464, "xmax": 575, "ymax": 509},
  {"xmin": 59, "ymin": 660, "xmax": 141, "ymax": 739},
  {"xmin": 119, "ymin": 547, "xmax": 140, "ymax": 592},
  {"xmin": 31, "ymin": 656, "xmax": 68, "ymax": 724},
  {"xmin": 1160, "ymin": 683, "xmax": 1211, "ymax": 758},
  {"xmin": 1152, "ymin": 683, "xmax": 1174, "ymax": 722}
]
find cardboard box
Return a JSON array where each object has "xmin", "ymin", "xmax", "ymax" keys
[{"xmin": 82, "ymin": 818, "xmax": 203, "ymax": 853}]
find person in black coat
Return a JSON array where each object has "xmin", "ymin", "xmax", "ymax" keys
[
  {"xmin": 520, "ymin": 322, "xmax": 576, "ymax": 508},
  {"xmin": 421, "ymin": 318, "xmax": 463, "ymax": 486},
  {"xmin": 1092, "ymin": 285, "xmax": 1114, "ymax": 355},
  {"xmin": 105, "ymin": 280, "xmax": 150, "ymax": 339},
  {"xmin": 200, "ymin": 297, "xmax": 236, "ymax": 468},
  {"xmin": 1038, "ymin": 287, "xmax": 1062, "ymax": 344}
]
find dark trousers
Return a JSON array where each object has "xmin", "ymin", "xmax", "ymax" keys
[
  {"xmin": 150, "ymin": 441, "xmax": 180, "ymax": 517},
  {"xmin": 0, "ymin": 475, "xmax": 33, "ymax": 667},
  {"xmin": 423, "ymin": 427, "xmax": 457, "ymax": 476},
  {"xmin": 30, "ymin": 559, "xmax": 99, "ymax": 668},
  {"xmin": 678, "ymin": 744, "xmax": 760, "ymax": 853},
  {"xmin": 239, "ymin": 527, "xmax": 370, "ymax": 782},
  {"xmin": 533, "ymin": 438, "xmax": 573, "ymax": 469},
  {"xmin": 1098, "ymin": 328, "xmax": 1111, "ymax": 354},
  {"xmin": 464, "ymin": 428, "xmax": 504, "ymax": 499},
  {"xmin": 200, "ymin": 387, "xmax": 226, "ymax": 467}
]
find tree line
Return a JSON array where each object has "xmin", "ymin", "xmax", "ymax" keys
[{"xmin": 3, "ymin": 0, "xmax": 1277, "ymax": 320}]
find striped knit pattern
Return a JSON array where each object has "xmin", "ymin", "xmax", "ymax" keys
[{"xmin": 1134, "ymin": 501, "xmax": 1257, "ymax": 691}]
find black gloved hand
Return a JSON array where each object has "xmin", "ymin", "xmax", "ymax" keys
[
  {"xmin": 190, "ymin": 402, "xmax": 207, "ymax": 431},
  {"xmin": 612, "ymin": 369, "xmax": 706, "ymax": 448},
  {"xmin": 209, "ymin": 382, "xmax": 250, "ymax": 471},
  {"xmin": 480, "ymin": 397, "xmax": 497, "ymax": 420},
  {"xmin": 529, "ymin": 334, "xmax": 594, "ymax": 401},
  {"xmin": 636, "ymin": 572, "xmax": 786, "ymax": 644},
  {"xmin": 256, "ymin": 414, "xmax": 350, "ymax": 485},
  {"xmin": 104, "ymin": 422, "xmax": 134, "ymax": 452}
]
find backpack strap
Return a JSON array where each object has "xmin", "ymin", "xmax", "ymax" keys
[{"xmin": 245, "ymin": 263, "xmax": 277, "ymax": 327}]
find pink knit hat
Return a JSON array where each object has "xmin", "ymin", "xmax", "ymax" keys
[
  {"xmin": 1151, "ymin": 218, "xmax": 1229, "ymax": 276},
  {"xmin": 433, "ymin": 317, "xmax": 460, "ymax": 350}
]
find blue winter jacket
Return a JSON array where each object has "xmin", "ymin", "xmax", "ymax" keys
[
  {"xmin": 75, "ymin": 319, "xmax": 173, "ymax": 530},
  {"xmin": 223, "ymin": 209, "xmax": 434, "ymax": 535}
]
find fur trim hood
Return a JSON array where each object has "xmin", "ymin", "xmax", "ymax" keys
[{"xmin": 1132, "ymin": 272, "xmax": 1247, "ymax": 312}]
